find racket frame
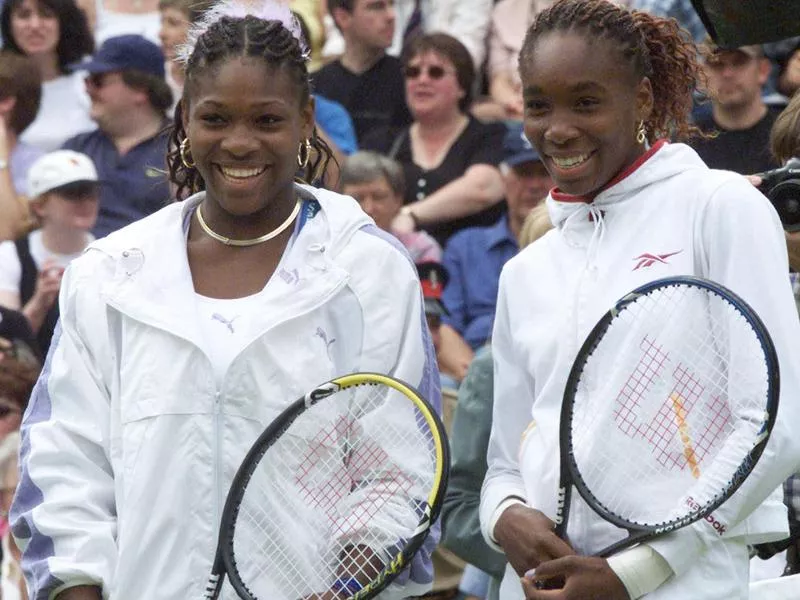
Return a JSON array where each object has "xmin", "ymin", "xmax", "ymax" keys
[
  {"xmin": 203, "ymin": 372, "xmax": 449, "ymax": 600},
  {"xmin": 553, "ymin": 276, "xmax": 780, "ymax": 558}
]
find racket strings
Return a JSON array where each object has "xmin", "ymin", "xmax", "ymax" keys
[
  {"xmin": 228, "ymin": 383, "xmax": 438, "ymax": 599},
  {"xmin": 570, "ymin": 284, "xmax": 769, "ymax": 528}
]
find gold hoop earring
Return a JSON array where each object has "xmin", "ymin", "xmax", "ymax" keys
[
  {"xmin": 636, "ymin": 120, "xmax": 647, "ymax": 145},
  {"xmin": 180, "ymin": 138, "xmax": 196, "ymax": 169},
  {"xmin": 297, "ymin": 138, "xmax": 311, "ymax": 169}
]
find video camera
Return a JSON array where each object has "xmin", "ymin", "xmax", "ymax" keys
[{"xmin": 757, "ymin": 158, "xmax": 800, "ymax": 232}]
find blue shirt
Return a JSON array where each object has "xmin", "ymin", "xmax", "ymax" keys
[
  {"xmin": 62, "ymin": 124, "xmax": 172, "ymax": 238},
  {"xmin": 441, "ymin": 215, "xmax": 518, "ymax": 349},
  {"xmin": 314, "ymin": 95, "xmax": 358, "ymax": 156}
]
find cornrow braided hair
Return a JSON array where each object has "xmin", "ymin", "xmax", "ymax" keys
[
  {"xmin": 520, "ymin": 0, "xmax": 703, "ymax": 143},
  {"xmin": 167, "ymin": 15, "xmax": 334, "ymax": 199}
]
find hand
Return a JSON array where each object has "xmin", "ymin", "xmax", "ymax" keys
[
  {"xmin": 493, "ymin": 504, "xmax": 575, "ymax": 576},
  {"xmin": 391, "ymin": 211, "xmax": 416, "ymax": 235},
  {"xmin": 745, "ymin": 174, "xmax": 763, "ymax": 187},
  {"xmin": 30, "ymin": 263, "xmax": 63, "ymax": 314},
  {"xmin": 521, "ymin": 555, "xmax": 630, "ymax": 600}
]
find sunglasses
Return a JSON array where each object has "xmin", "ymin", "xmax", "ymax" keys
[{"xmin": 404, "ymin": 65, "xmax": 452, "ymax": 80}]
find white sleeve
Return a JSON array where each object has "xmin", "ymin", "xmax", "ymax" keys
[
  {"xmin": 650, "ymin": 176, "xmax": 800, "ymax": 575},
  {"xmin": 479, "ymin": 265, "xmax": 533, "ymax": 550},
  {"xmin": 0, "ymin": 240, "xmax": 23, "ymax": 293},
  {"xmin": 10, "ymin": 255, "xmax": 117, "ymax": 599}
]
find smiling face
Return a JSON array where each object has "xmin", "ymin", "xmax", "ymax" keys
[
  {"xmin": 182, "ymin": 56, "xmax": 314, "ymax": 218},
  {"xmin": 9, "ymin": 0, "xmax": 59, "ymax": 59},
  {"xmin": 520, "ymin": 31, "xmax": 653, "ymax": 197}
]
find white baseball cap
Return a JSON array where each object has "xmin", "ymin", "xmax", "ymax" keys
[{"xmin": 27, "ymin": 150, "xmax": 99, "ymax": 198}]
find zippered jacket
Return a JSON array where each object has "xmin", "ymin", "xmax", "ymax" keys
[
  {"xmin": 11, "ymin": 185, "xmax": 441, "ymax": 600},
  {"xmin": 480, "ymin": 142, "xmax": 800, "ymax": 598}
]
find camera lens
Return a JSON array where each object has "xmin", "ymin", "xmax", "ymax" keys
[{"xmin": 769, "ymin": 180, "xmax": 800, "ymax": 232}]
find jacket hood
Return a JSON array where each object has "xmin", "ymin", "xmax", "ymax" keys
[{"xmin": 546, "ymin": 142, "xmax": 708, "ymax": 229}]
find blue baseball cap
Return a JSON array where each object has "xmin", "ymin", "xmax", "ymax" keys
[
  {"xmin": 503, "ymin": 122, "xmax": 541, "ymax": 168},
  {"xmin": 71, "ymin": 35, "xmax": 165, "ymax": 78}
]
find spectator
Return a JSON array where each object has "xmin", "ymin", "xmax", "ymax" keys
[
  {"xmin": 628, "ymin": 0, "xmax": 706, "ymax": 44},
  {"xmin": 321, "ymin": 0, "xmax": 493, "ymax": 70},
  {"xmin": 388, "ymin": 33, "xmax": 507, "ymax": 248},
  {"xmin": 0, "ymin": 150, "xmax": 99, "ymax": 356},
  {"xmin": 441, "ymin": 204, "xmax": 553, "ymax": 600},
  {"xmin": 478, "ymin": 0, "xmax": 556, "ymax": 122},
  {"xmin": 313, "ymin": 0, "xmax": 412, "ymax": 149},
  {"xmin": 417, "ymin": 261, "xmax": 447, "ymax": 352},
  {"xmin": 63, "ymin": 34, "xmax": 172, "ymax": 238},
  {"xmin": 1, "ymin": 0, "xmax": 95, "ymax": 151},
  {"xmin": 91, "ymin": 0, "xmax": 161, "ymax": 46},
  {"xmin": 290, "ymin": 0, "xmax": 326, "ymax": 71},
  {"xmin": 158, "ymin": 0, "xmax": 213, "ymax": 104},
  {"xmin": 340, "ymin": 150, "xmax": 441, "ymax": 262},
  {"xmin": 0, "ymin": 50, "xmax": 42, "ymax": 241},
  {"xmin": 776, "ymin": 39, "xmax": 800, "ymax": 100},
  {"xmin": 0, "ymin": 433, "xmax": 24, "ymax": 600},
  {"xmin": 438, "ymin": 122, "xmax": 551, "ymax": 384},
  {"xmin": 0, "ymin": 305, "xmax": 40, "ymax": 365},
  {"xmin": 291, "ymin": 9, "xmax": 358, "ymax": 157},
  {"xmin": 690, "ymin": 38, "xmax": 781, "ymax": 174}
]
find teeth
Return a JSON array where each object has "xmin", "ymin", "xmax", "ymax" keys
[
  {"xmin": 552, "ymin": 154, "xmax": 590, "ymax": 168},
  {"xmin": 220, "ymin": 166, "xmax": 265, "ymax": 179}
]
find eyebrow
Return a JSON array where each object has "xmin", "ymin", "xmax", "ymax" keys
[
  {"xmin": 195, "ymin": 99, "xmax": 289, "ymax": 109},
  {"xmin": 524, "ymin": 81, "xmax": 606, "ymax": 96}
]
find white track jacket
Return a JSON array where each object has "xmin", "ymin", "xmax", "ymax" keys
[
  {"xmin": 480, "ymin": 142, "xmax": 800, "ymax": 599},
  {"xmin": 11, "ymin": 186, "xmax": 441, "ymax": 600}
]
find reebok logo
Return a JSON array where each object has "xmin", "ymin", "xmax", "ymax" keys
[{"xmin": 632, "ymin": 250, "xmax": 682, "ymax": 271}]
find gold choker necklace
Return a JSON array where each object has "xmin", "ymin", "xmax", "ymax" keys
[{"xmin": 196, "ymin": 200, "xmax": 302, "ymax": 247}]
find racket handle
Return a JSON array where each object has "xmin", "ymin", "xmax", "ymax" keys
[{"xmin": 202, "ymin": 572, "xmax": 223, "ymax": 600}]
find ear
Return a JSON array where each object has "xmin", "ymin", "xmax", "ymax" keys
[
  {"xmin": 180, "ymin": 98, "xmax": 190, "ymax": 133},
  {"xmin": 635, "ymin": 76, "xmax": 655, "ymax": 124},
  {"xmin": 0, "ymin": 96, "xmax": 16, "ymax": 117},
  {"xmin": 29, "ymin": 195, "xmax": 47, "ymax": 220},
  {"xmin": 757, "ymin": 57, "xmax": 771, "ymax": 86},
  {"xmin": 301, "ymin": 95, "xmax": 316, "ymax": 141},
  {"xmin": 331, "ymin": 6, "xmax": 351, "ymax": 32}
]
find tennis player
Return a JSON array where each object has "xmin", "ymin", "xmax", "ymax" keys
[
  {"xmin": 479, "ymin": 1, "xmax": 800, "ymax": 599},
  {"xmin": 9, "ymin": 2, "xmax": 440, "ymax": 599}
]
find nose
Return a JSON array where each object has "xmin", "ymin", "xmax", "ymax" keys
[
  {"xmin": 360, "ymin": 197, "xmax": 376, "ymax": 217},
  {"xmin": 542, "ymin": 108, "xmax": 580, "ymax": 146},
  {"xmin": 220, "ymin": 123, "xmax": 259, "ymax": 156}
]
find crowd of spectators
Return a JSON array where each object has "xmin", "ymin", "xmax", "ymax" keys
[{"xmin": 0, "ymin": 0, "xmax": 799, "ymax": 598}]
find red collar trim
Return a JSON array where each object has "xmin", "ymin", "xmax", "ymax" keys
[{"xmin": 551, "ymin": 139, "xmax": 668, "ymax": 203}]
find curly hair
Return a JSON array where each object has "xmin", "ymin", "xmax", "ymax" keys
[
  {"xmin": 167, "ymin": 15, "xmax": 334, "ymax": 198},
  {"xmin": 519, "ymin": 0, "xmax": 703, "ymax": 143},
  {"xmin": 1, "ymin": 0, "xmax": 94, "ymax": 74}
]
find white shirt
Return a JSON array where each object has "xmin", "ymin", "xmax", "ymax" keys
[
  {"xmin": 20, "ymin": 73, "xmax": 96, "ymax": 152},
  {"xmin": 0, "ymin": 230, "xmax": 94, "ymax": 294}
]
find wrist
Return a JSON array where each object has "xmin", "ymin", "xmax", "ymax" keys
[
  {"xmin": 400, "ymin": 204, "xmax": 420, "ymax": 229},
  {"xmin": 490, "ymin": 497, "xmax": 527, "ymax": 545}
]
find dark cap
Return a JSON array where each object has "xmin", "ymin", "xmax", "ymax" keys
[
  {"xmin": 417, "ymin": 262, "xmax": 449, "ymax": 317},
  {"xmin": 503, "ymin": 121, "xmax": 540, "ymax": 168},
  {"xmin": 700, "ymin": 35, "xmax": 763, "ymax": 61},
  {"xmin": 71, "ymin": 35, "xmax": 165, "ymax": 78}
]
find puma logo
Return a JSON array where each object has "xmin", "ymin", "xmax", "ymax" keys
[
  {"xmin": 315, "ymin": 326, "xmax": 336, "ymax": 360},
  {"xmin": 211, "ymin": 313, "xmax": 239, "ymax": 333}
]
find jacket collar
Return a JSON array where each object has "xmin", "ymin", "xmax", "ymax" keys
[{"xmin": 91, "ymin": 185, "xmax": 371, "ymax": 349}]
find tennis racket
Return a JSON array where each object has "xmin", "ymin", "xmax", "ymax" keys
[
  {"xmin": 552, "ymin": 276, "xmax": 779, "ymax": 559},
  {"xmin": 202, "ymin": 372, "xmax": 449, "ymax": 600}
]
